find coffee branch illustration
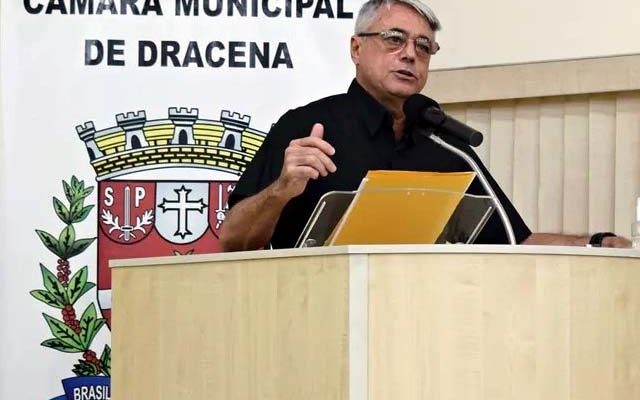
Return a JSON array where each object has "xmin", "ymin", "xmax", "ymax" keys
[{"xmin": 31, "ymin": 176, "xmax": 110, "ymax": 377}]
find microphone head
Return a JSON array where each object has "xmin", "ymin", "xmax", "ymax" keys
[{"xmin": 403, "ymin": 93, "xmax": 441, "ymax": 125}]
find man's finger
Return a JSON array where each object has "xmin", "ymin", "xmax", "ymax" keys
[
  {"xmin": 291, "ymin": 136, "xmax": 335, "ymax": 155},
  {"xmin": 305, "ymin": 147, "xmax": 337, "ymax": 173},
  {"xmin": 294, "ymin": 165, "xmax": 321, "ymax": 180},
  {"xmin": 288, "ymin": 153, "xmax": 330, "ymax": 177},
  {"xmin": 309, "ymin": 123, "xmax": 324, "ymax": 139},
  {"xmin": 290, "ymin": 136, "xmax": 336, "ymax": 156},
  {"xmin": 287, "ymin": 147, "xmax": 337, "ymax": 173},
  {"xmin": 301, "ymin": 123, "xmax": 335, "ymax": 155}
]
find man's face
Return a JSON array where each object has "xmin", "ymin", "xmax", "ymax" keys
[{"xmin": 351, "ymin": 3, "xmax": 434, "ymax": 105}]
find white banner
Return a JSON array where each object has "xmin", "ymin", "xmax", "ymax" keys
[{"xmin": 0, "ymin": 1, "xmax": 356, "ymax": 398}]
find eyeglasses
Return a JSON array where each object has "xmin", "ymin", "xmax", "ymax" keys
[{"xmin": 356, "ymin": 29, "xmax": 440, "ymax": 57}]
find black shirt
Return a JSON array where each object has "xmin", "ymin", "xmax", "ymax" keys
[{"xmin": 229, "ymin": 80, "xmax": 531, "ymax": 248}]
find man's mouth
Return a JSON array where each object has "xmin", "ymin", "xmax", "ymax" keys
[{"xmin": 394, "ymin": 69, "xmax": 416, "ymax": 79}]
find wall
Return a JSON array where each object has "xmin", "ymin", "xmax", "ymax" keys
[
  {"xmin": 427, "ymin": 0, "xmax": 640, "ymax": 69},
  {"xmin": 427, "ymin": 56, "xmax": 640, "ymax": 236}
]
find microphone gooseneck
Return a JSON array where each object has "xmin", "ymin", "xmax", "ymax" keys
[
  {"xmin": 404, "ymin": 93, "xmax": 516, "ymax": 244},
  {"xmin": 416, "ymin": 129, "xmax": 517, "ymax": 245}
]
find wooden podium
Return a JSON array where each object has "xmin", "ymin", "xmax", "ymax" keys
[{"xmin": 111, "ymin": 245, "xmax": 640, "ymax": 400}]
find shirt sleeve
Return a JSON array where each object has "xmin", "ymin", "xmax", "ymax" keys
[
  {"xmin": 227, "ymin": 110, "xmax": 299, "ymax": 210},
  {"xmin": 463, "ymin": 147, "xmax": 532, "ymax": 244}
]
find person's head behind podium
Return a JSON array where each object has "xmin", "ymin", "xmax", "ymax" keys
[{"xmin": 351, "ymin": 0, "xmax": 441, "ymax": 113}]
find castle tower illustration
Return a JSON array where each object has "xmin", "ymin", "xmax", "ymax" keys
[
  {"xmin": 77, "ymin": 108, "xmax": 267, "ymax": 180},
  {"xmin": 76, "ymin": 122, "xmax": 104, "ymax": 161},
  {"xmin": 116, "ymin": 111, "xmax": 149, "ymax": 150},
  {"xmin": 219, "ymin": 111, "xmax": 250, "ymax": 151},
  {"xmin": 168, "ymin": 107, "xmax": 198, "ymax": 145}
]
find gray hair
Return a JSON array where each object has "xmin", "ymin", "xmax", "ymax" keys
[{"xmin": 354, "ymin": 0, "xmax": 441, "ymax": 34}]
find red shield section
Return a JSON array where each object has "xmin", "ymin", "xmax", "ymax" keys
[
  {"xmin": 97, "ymin": 180, "xmax": 233, "ymax": 326},
  {"xmin": 208, "ymin": 182, "xmax": 236, "ymax": 238},
  {"xmin": 99, "ymin": 181, "xmax": 156, "ymax": 244}
]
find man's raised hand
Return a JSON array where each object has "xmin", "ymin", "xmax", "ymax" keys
[{"xmin": 274, "ymin": 123, "xmax": 337, "ymax": 199}]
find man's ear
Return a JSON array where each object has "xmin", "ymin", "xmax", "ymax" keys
[{"xmin": 350, "ymin": 36, "xmax": 361, "ymax": 65}]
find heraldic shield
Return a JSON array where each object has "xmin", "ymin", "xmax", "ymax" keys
[
  {"xmin": 97, "ymin": 180, "xmax": 236, "ymax": 326},
  {"xmin": 78, "ymin": 107, "xmax": 267, "ymax": 326}
]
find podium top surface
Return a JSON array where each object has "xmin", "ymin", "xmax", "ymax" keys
[{"xmin": 110, "ymin": 244, "xmax": 640, "ymax": 268}]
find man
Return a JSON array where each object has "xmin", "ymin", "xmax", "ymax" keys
[{"xmin": 220, "ymin": 0, "xmax": 630, "ymax": 251}]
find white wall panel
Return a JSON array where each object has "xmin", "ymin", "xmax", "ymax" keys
[
  {"xmin": 444, "ymin": 91, "xmax": 640, "ymax": 237},
  {"xmin": 562, "ymin": 97, "xmax": 590, "ymax": 234},
  {"xmin": 487, "ymin": 102, "xmax": 515, "ymax": 198},
  {"xmin": 512, "ymin": 100, "xmax": 540, "ymax": 231},
  {"xmin": 588, "ymin": 95, "xmax": 617, "ymax": 233},
  {"xmin": 466, "ymin": 103, "xmax": 491, "ymax": 164},
  {"xmin": 614, "ymin": 93, "xmax": 640, "ymax": 234},
  {"xmin": 537, "ymin": 98, "xmax": 565, "ymax": 233}
]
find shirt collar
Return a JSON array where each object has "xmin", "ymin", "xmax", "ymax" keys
[{"xmin": 347, "ymin": 79, "xmax": 392, "ymax": 137}]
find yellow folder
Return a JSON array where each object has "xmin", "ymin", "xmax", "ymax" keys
[{"xmin": 328, "ymin": 170, "xmax": 476, "ymax": 245}]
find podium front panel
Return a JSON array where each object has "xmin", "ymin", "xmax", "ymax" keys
[
  {"xmin": 367, "ymin": 252, "xmax": 640, "ymax": 400},
  {"xmin": 111, "ymin": 245, "xmax": 640, "ymax": 400},
  {"xmin": 112, "ymin": 254, "xmax": 350, "ymax": 400}
]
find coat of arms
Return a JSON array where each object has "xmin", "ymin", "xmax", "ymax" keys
[{"xmin": 31, "ymin": 107, "xmax": 266, "ymax": 399}]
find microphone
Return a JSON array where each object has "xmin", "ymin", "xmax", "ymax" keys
[{"xmin": 403, "ymin": 94, "xmax": 484, "ymax": 147}]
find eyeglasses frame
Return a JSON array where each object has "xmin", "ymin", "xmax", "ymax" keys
[{"xmin": 356, "ymin": 29, "xmax": 440, "ymax": 56}]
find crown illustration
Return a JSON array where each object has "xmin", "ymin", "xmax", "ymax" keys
[{"xmin": 77, "ymin": 108, "xmax": 267, "ymax": 180}]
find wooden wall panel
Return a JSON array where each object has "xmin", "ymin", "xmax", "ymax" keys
[
  {"xmin": 588, "ymin": 94, "xmax": 617, "ymax": 233},
  {"xmin": 466, "ymin": 103, "xmax": 492, "ymax": 163},
  {"xmin": 537, "ymin": 97, "xmax": 565, "ymax": 232},
  {"xmin": 614, "ymin": 93, "xmax": 640, "ymax": 234},
  {"xmin": 443, "ymin": 90, "xmax": 640, "ymax": 237},
  {"xmin": 562, "ymin": 97, "xmax": 590, "ymax": 234},
  {"xmin": 488, "ymin": 102, "xmax": 515, "ymax": 197},
  {"xmin": 512, "ymin": 99, "xmax": 540, "ymax": 231},
  {"xmin": 427, "ymin": 55, "xmax": 640, "ymax": 104}
]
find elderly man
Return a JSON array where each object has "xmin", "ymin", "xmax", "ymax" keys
[{"xmin": 220, "ymin": 0, "xmax": 630, "ymax": 251}]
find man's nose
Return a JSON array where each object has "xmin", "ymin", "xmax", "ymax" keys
[{"xmin": 399, "ymin": 39, "xmax": 417, "ymax": 61}]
